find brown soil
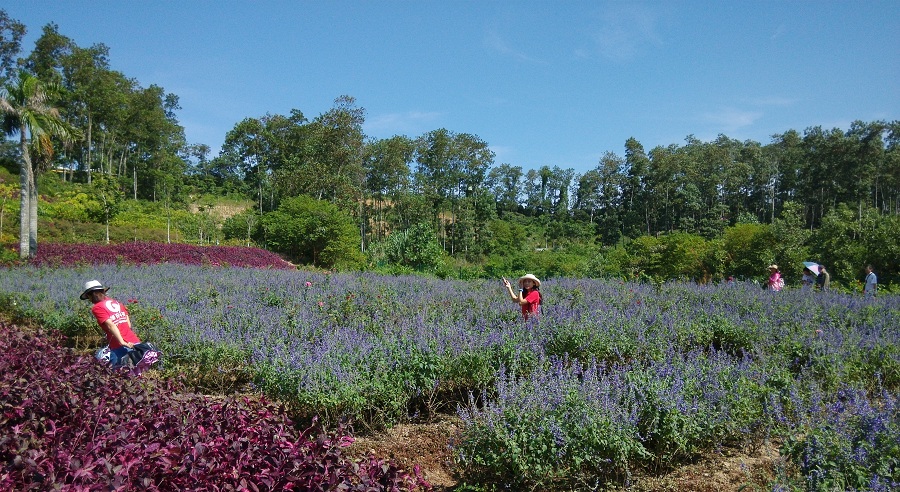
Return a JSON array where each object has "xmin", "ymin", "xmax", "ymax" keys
[
  {"xmin": 187, "ymin": 201, "xmax": 252, "ymax": 221},
  {"xmin": 347, "ymin": 418, "xmax": 784, "ymax": 491},
  {"xmin": 346, "ymin": 416, "xmax": 463, "ymax": 489},
  {"xmin": 627, "ymin": 440, "xmax": 783, "ymax": 492}
]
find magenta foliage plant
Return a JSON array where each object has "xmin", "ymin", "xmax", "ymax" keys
[
  {"xmin": 0, "ymin": 321, "xmax": 431, "ymax": 491},
  {"xmin": 27, "ymin": 241, "xmax": 296, "ymax": 269}
]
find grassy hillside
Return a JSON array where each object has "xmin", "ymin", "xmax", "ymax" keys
[{"xmin": 0, "ymin": 168, "xmax": 254, "ymax": 248}]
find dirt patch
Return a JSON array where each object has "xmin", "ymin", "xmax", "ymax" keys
[
  {"xmin": 628, "ymin": 440, "xmax": 783, "ymax": 491},
  {"xmin": 187, "ymin": 201, "xmax": 252, "ymax": 221},
  {"xmin": 347, "ymin": 419, "xmax": 784, "ymax": 491},
  {"xmin": 346, "ymin": 416, "xmax": 462, "ymax": 490}
]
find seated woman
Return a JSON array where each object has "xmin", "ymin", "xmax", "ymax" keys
[{"xmin": 81, "ymin": 279, "xmax": 159, "ymax": 373}]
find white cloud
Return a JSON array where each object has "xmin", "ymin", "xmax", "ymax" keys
[
  {"xmin": 701, "ymin": 108, "xmax": 763, "ymax": 132},
  {"xmin": 750, "ymin": 96, "xmax": 798, "ymax": 107},
  {"xmin": 484, "ymin": 30, "xmax": 542, "ymax": 63},
  {"xmin": 489, "ymin": 144, "xmax": 516, "ymax": 163},
  {"xmin": 771, "ymin": 24, "xmax": 787, "ymax": 41},
  {"xmin": 590, "ymin": 5, "xmax": 663, "ymax": 61},
  {"xmin": 364, "ymin": 111, "xmax": 444, "ymax": 137}
]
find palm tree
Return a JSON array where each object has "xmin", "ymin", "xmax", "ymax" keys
[{"xmin": 0, "ymin": 70, "xmax": 80, "ymax": 258}]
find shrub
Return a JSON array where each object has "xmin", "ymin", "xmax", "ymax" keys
[
  {"xmin": 367, "ymin": 222, "xmax": 446, "ymax": 272},
  {"xmin": 260, "ymin": 195, "xmax": 364, "ymax": 269}
]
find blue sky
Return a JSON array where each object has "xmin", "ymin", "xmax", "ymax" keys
[{"xmin": 6, "ymin": 1, "xmax": 899, "ymax": 174}]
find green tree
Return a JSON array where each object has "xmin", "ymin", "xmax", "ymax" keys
[
  {"xmin": 622, "ymin": 137, "xmax": 651, "ymax": 237},
  {"xmin": 769, "ymin": 201, "xmax": 810, "ymax": 283},
  {"xmin": 626, "ymin": 235, "xmax": 665, "ymax": 280},
  {"xmin": 722, "ymin": 222, "xmax": 774, "ymax": 281},
  {"xmin": 486, "ymin": 163, "xmax": 523, "ymax": 215},
  {"xmin": 259, "ymin": 195, "xmax": 363, "ymax": 269},
  {"xmin": 86, "ymin": 173, "xmax": 123, "ymax": 244},
  {"xmin": 658, "ymin": 232, "xmax": 716, "ymax": 281},
  {"xmin": 0, "ymin": 69, "xmax": 80, "ymax": 258},
  {"xmin": 367, "ymin": 221, "xmax": 445, "ymax": 271},
  {"xmin": 271, "ymin": 97, "xmax": 366, "ymax": 211},
  {"xmin": 413, "ymin": 128, "xmax": 493, "ymax": 255},
  {"xmin": 810, "ymin": 205, "xmax": 900, "ymax": 288},
  {"xmin": 0, "ymin": 180, "xmax": 15, "ymax": 243},
  {"xmin": 222, "ymin": 209, "xmax": 260, "ymax": 248},
  {"xmin": 363, "ymin": 135, "xmax": 414, "ymax": 242},
  {"xmin": 0, "ymin": 9, "xmax": 25, "ymax": 85},
  {"xmin": 221, "ymin": 116, "xmax": 269, "ymax": 211}
]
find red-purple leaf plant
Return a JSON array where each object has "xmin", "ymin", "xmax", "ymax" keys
[
  {"xmin": 0, "ymin": 322, "xmax": 431, "ymax": 491},
  {"xmin": 25, "ymin": 242, "xmax": 296, "ymax": 270}
]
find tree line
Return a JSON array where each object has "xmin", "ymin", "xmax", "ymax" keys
[{"xmin": 1, "ymin": 12, "xmax": 898, "ymax": 286}]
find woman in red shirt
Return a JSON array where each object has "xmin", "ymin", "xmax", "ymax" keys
[
  {"xmin": 81, "ymin": 279, "xmax": 141, "ymax": 367},
  {"xmin": 502, "ymin": 274, "xmax": 542, "ymax": 320}
]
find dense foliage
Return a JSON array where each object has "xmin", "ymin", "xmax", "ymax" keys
[
  {"xmin": 1, "ymin": 264, "xmax": 897, "ymax": 489},
  {"xmin": 256, "ymin": 195, "xmax": 364, "ymax": 269},
  {"xmin": 0, "ymin": 320, "xmax": 431, "ymax": 491}
]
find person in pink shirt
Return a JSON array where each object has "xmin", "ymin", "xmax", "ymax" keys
[
  {"xmin": 767, "ymin": 264, "xmax": 784, "ymax": 292},
  {"xmin": 81, "ymin": 279, "xmax": 141, "ymax": 367},
  {"xmin": 502, "ymin": 274, "xmax": 542, "ymax": 320}
]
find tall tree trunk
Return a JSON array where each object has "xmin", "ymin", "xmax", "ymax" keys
[
  {"xmin": 165, "ymin": 190, "xmax": 171, "ymax": 244},
  {"xmin": 29, "ymin": 171, "xmax": 37, "ymax": 255},
  {"xmin": 102, "ymin": 194, "xmax": 110, "ymax": 244},
  {"xmin": 18, "ymin": 135, "xmax": 30, "ymax": 259},
  {"xmin": 86, "ymin": 113, "xmax": 92, "ymax": 185},
  {"xmin": 18, "ymin": 129, "xmax": 34, "ymax": 259}
]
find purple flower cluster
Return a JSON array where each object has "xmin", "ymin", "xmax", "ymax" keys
[
  {"xmin": 779, "ymin": 386, "xmax": 899, "ymax": 490},
  {"xmin": 455, "ymin": 348, "xmax": 768, "ymax": 488},
  {"xmin": 0, "ymin": 266, "xmax": 897, "ymax": 488},
  {"xmin": 26, "ymin": 241, "xmax": 295, "ymax": 269}
]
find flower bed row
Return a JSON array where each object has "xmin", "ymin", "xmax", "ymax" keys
[
  {"xmin": 20, "ymin": 241, "xmax": 295, "ymax": 269},
  {"xmin": 1, "ymin": 265, "xmax": 898, "ymax": 489}
]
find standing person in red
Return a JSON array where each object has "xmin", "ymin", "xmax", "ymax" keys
[
  {"xmin": 502, "ymin": 274, "xmax": 542, "ymax": 320},
  {"xmin": 81, "ymin": 280, "xmax": 141, "ymax": 367}
]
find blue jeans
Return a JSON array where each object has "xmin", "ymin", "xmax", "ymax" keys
[{"xmin": 109, "ymin": 347, "xmax": 132, "ymax": 368}]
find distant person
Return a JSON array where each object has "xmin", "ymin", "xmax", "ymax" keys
[
  {"xmin": 767, "ymin": 264, "xmax": 784, "ymax": 292},
  {"xmin": 816, "ymin": 265, "xmax": 831, "ymax": 291},
  {"xmin": 81, "ymin": 279, "xmax": 159, "ymax": 371},
  {"xmin": 801, "ymin": 268, "xmax": 815, "ymax": 290},
  {"xmin": 502, "ymin": 274, "xmax": 542, "ymax": 320},
  {"xmin": 863, "ymin": 265, "xmax": 877, "ymax": 298}
]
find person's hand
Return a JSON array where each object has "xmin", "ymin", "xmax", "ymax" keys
[
  {"xmin": 124, "ymin": 342, "xmax": 135, "ymax": 349},
  {"xmin": 502, "ymin": 277, "xmax": 511, "ymax": 288}
]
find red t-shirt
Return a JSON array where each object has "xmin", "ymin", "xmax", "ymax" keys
[
  {"xmin": 521, "ymin": 290, "xmax": 541, "ymax": 319},
  {"xmin": 91, "ymin": 298, "xmax": 140, "ymax": 349}
]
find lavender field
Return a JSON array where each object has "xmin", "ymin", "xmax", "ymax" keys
[{"xmin": 1, "ymin": 264, "xmax": 898, "ymax": 490}]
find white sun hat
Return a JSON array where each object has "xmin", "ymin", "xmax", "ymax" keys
[
  {"xmin": 518, "ymin": 274, "xmax": 541, "ymax": 288},
  {"xmin": 80, "ymin": 279, "xmax": 109, "ymax": 300}
]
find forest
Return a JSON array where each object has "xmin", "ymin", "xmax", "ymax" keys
[{"xmin": 1, "ymin": 12, "xmax": 898, "ymax": 288}]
